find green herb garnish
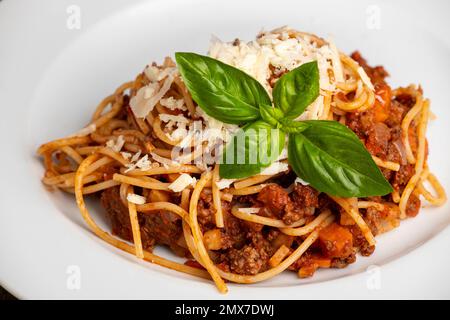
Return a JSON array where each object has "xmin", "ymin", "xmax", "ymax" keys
[{"xmin": 175, "ymin": 52, "xmax": 393, "ymax": 197}]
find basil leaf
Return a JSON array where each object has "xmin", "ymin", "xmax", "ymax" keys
[
  {"xmin": 220, "ymin": 120, "xmax": 285, "ymax": 179},
  {"xmin": 278, "ymin": 119, "xmax": 310, "ymax": 133},
  {"xmin": 260, "ymin": 104, "xmax": 310, "ymax": 133},
  {"xmin": 288, "ymin": 120, "xmax": 393, "ymax": 197},
  {"xmin": 272, "ymin": 61, "xmax": 320, "ymax": 119},
  {"xmin": 175, "ymin": 52, "xmax": 270, "ymax": 124},
  {"xmin": 259, "ymin": 104, "xmax": 284, "ymax": 128}
]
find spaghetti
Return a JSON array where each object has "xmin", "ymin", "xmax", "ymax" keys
[{"xmin": 38, "ymin": 27, "xmax": 446, "ymax": 293}]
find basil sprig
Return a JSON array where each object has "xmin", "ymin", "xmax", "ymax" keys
[
  {"xmin": 272, "ymin": 61, "xmax": 320, "ymax": 119},
  {"xmin": 288, "ymin": 121, "xmax": 393, "ymax": 197},
  {"xmin": 175, "ymin": 52, "xmax": 269, "ymax": 124},
  {"xmin": 220, "ymin": 121, "xmax": 285, "ymax": 179},
  {"xmin": 175, "ymin": 52, "xmax": 393, "ymax": 197}
]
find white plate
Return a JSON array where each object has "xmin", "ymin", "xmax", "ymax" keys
[{"xmin": 1, "ymin": 0, "xmax": 449, "ymax": 299}]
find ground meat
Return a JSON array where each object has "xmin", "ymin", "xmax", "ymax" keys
[
  {"xmin": 101, "ymin": 187, "xmax": 133, "ymax": 242},
  {"xmin": 288, "ymin": 250, "xmax": 314, "ymax": 272},
  {"xmin": 292, "ymin": 184, "xmax": 319, "ymax": 208},
  {"xmin": 257, "ymin": 184, "xmax": 289, "ymax": 215},
  {"xmin": 386, "ymin": 100, "xmax": 408, "ymax": 127},
  {"xmin": 255, "ymin": 184, "xmax": 319, "ymax": 225},
  {"xmin": 330, "ymin": 251, "xmax": 357, "ymax": 268},
  {"xmin": 346, "ymin": 109, "xmax": 375, "ymax": 140},
  {"xmin": 101, "ymin": 187, "xmax": 187, "ymax": 255},
  {"xmin": 392, "ymin": 164, "xmax": 414, "ymax": 191},
  {"xmin": 140, "ymin": 211, "xmax": 184, "ymax": 250},
  {"xmin": 222, "ymin": 209, "xmax": 247, "ymax": 248},
  {"xmin": 226, "ymin": 246, "xmax": 267, "ymax": 275},
  {"xmin": 365, "ymin": 122, "xmax": 391, "ymax": 158},
  {"xmin": 348, "ymin": 225, "xmax": 375, "ymax": 256},
  {"xmin": 364, "ymin": 207, "xmax": 381, "ymax": 236},
  {"xmin": 224, "ymin": 231, "xmax": 272, "ymax": 275},
  {"xmin": 197, "ymin": 190, "xmax": 216, "ymax": 228},
  {"xmin": 197, "ymin": 190, "xmax": 247, "ymax": 248}
]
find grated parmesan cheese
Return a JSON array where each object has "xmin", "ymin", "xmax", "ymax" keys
[
  {"xmin": 160, "ymin": 114, "xmax": 190, "ymax": 126},
  {"xmin": 121, "ymin": 152, "xmax": 132, "ymax": 160},
  {"xmin": 168, "ymin": 173, "xmax": 196, "ymax": 192},
  {"xmin": 106, "ymin": 135, "xmax": 125, "ymax": 153},
  {"xmin": 294, "ymin": 176, "xmax": 310, "ymax": 186},
  {"xmin": 208, "ymin": 26, "xmax": 356, "ymax": 120},
  {"xmin": 130, "ymin": 72, "xmax": 175, "ymax": 119},
  {"xmin": 151, "ymin": 152, "xmax": 180, "ymax": 168},
  {"xmin": 215, "ymin": 178, "xmax": 236, "ymax": 190},
  {"xmin": 170, "ymin": 127, "xmax": 189, "ymax": 141},
  {"xmin": 126, "ymin": 193, "xmax": 147, "ymax": 205},
  {"xmin": 131, "ymin": 150, "xmax": 142, "ymax": 162},
  {"xmin": 160, "ymin": 97, "xmax": 187, "ymax": 111},
  {"xmin": 124, "ymin": 151, "xmax": 145, "ymax": 173},
  {"xmin": 260, "ymin": 162, "xmax": 289, "ymax": 175},
  {"xmin": 68, "ymin": 123, "xmax": 97, "ymax": 137},
  {"xmin": 135, "ymin": 154, "xmax": 152, "ymax": 171},
  {"xmin": 144, "ymin": 66, "xmax": 177, "ymax": 82},
  {"xmin": 357, "ymin": 67, "xmax": 375, "ymax": 91}
]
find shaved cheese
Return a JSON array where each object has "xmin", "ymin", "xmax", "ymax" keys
[
  {"xmin": 129, "ymin": 83, "xmax": 157, "ymax": 118},
  {"xmin": 151, "ymin": 152, "xmax": 180, "ymax": 168},
  {"xmin": 121, "ymin": 152, "xmax": 132, "ymax": 160},
  {"xmin": 156, "ymin": 67, "xmax": 177, "ymax": 81},
  {"xmin": 131, "ymin": 150, "xmax": 142, "ymax": 162},
  {"xmin": 195, "ymin": 106, "xmax": 238, "ymax": 146},
  {"xmin": 297, "ymin": 95, "xmax": 324, "ymax": 121},
  {"xmin": 69, "ymin": 123, "xmax": 96, "ymax": 137},
  {"xmin": 124, "ymin": 151, "xmax": 145, "ymax": 173},
  {"xmin": 216, "ymin": 178, "xmax": 236, "ymax": 190},
  {"xmin": 144, "ymin": 66, "xmax": 176, "ymax": 82},
  {"xmin": 130, "ymin": 73, "xmax": 174, "ymax": 118},
  {"xmin": 160, "ymin": 97, "xmax": 187, "ymax": 111},
  {"xmin": 357, "ymin": 67, "xmax": 375, "ymax": 91},
  {"xmin": 328, "ymin": 39, "xmax": 344, "ymax": 83},
  {"xmin": 208, "ymin": 26, "xmax": 351, "ymax": 120},
  {"xmin": 168, "ymin": 173, "xmax": 195, "ymax": 192},
  {"xmin": 170, "ymin": 127, "xmax": 188, "ymax": 141},
  {"xmin": 196, "ymin": 107, "xmax": 223, "ymax": 131},
  {"xmin": 238, "ymin": 207, "xmax": 260, "ymax": 214},
  {"xmin": 190, "ymin": 177, "xmax": 197, "ymax": 188},
  {"xmin": 135, "ymin": 154, "xmax": 152, "ymax": 171},
  {"xmin": 106, "ymin": 135, "xmax": 125, "ymax": 153},
  {"xmin": 143, "ymin": 86, "xmax": 156, "ymax": 99},
  {"xmin": 127, "ymin": 193, "xmax": 147, "ymax": 205},
  {"xmin": 260, "ymin": 162, "xmax": 289, "ymax": 175},
  {"xmin": 159, "ymin": 114, "xmax": 190, "ymax": 125},
  {"xmin": 144, "ymin": 66, "xmax": 160, "ymax": 82},
  {"xmin": 294, "ymin": 176, "xmax": 310, "ymax": 186}
]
